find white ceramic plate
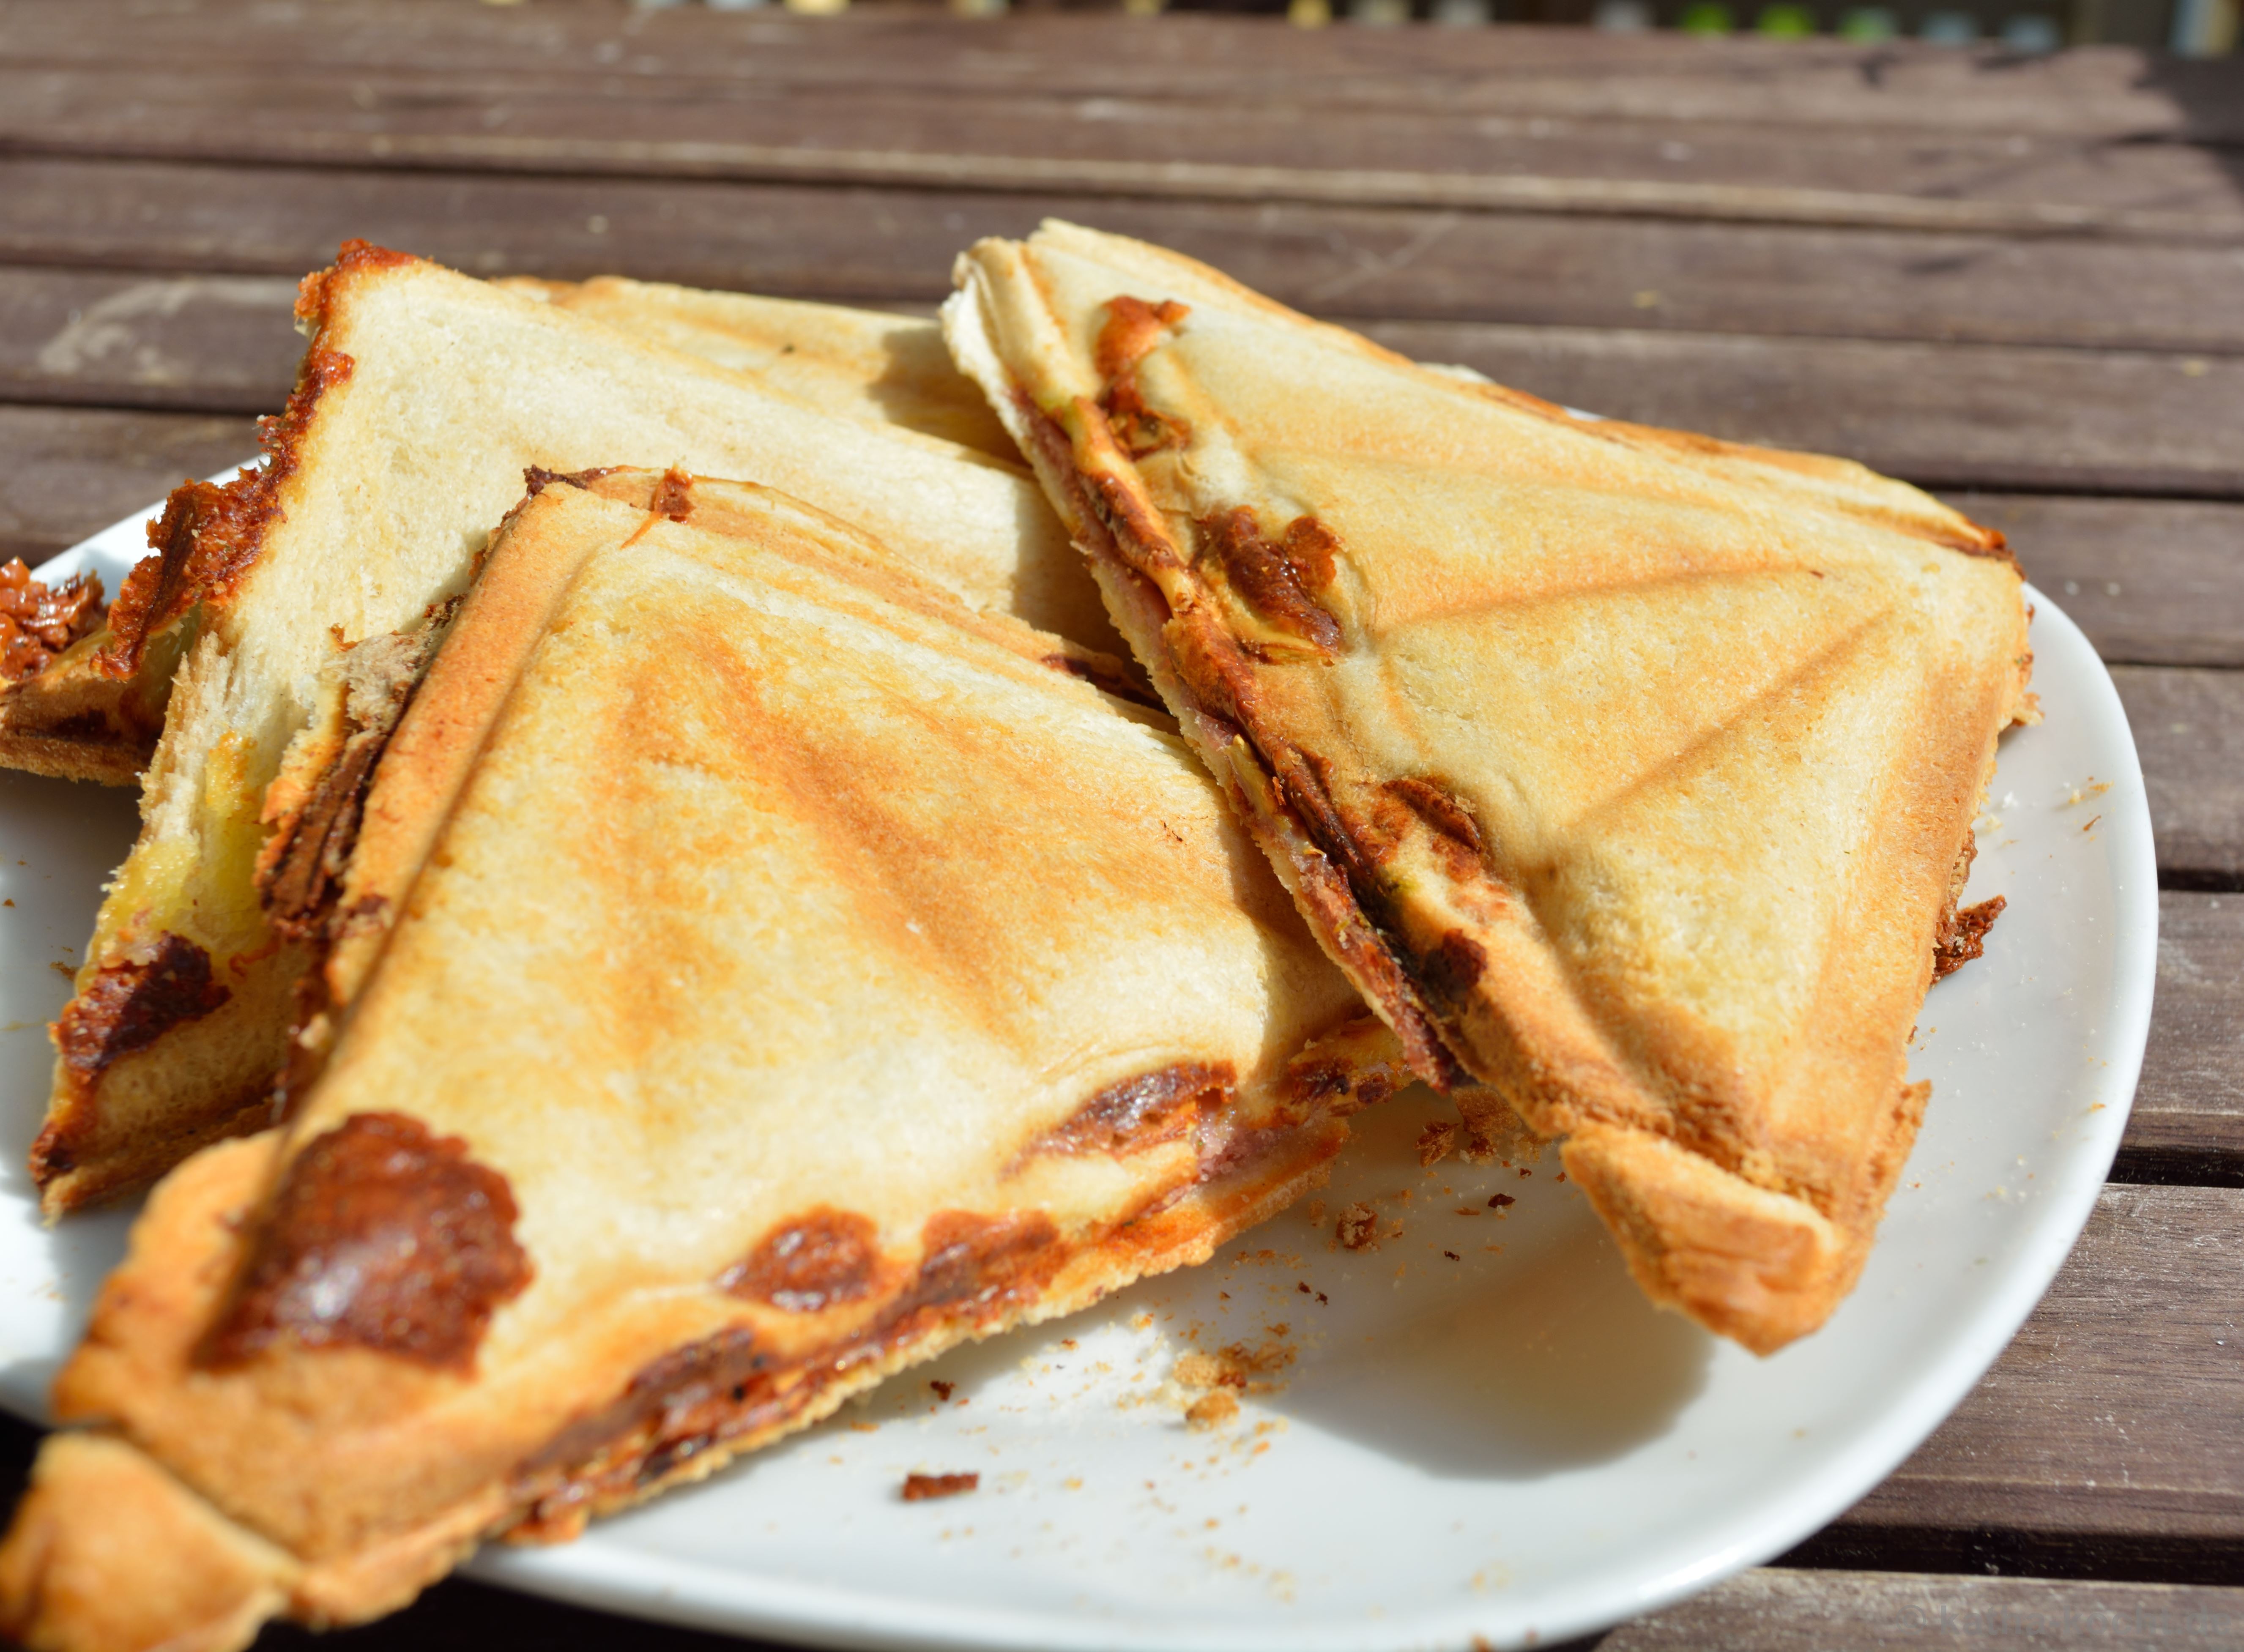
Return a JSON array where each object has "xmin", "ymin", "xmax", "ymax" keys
[{"xmin": 0, "ymin": 487, "xmax": 2156, "ymax": 1652}]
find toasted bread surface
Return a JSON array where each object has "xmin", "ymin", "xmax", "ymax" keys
[
  {"xmin": 946, "ymin": 220, "xmax": 2032, "ymax": 1351},
  {"xmin": 507, "ymin": 276, "xmax": 1019, "ymax": 460},
  {"xmin": 0, "ymin": 476, "xmax": 1390, "ymax": 1648},
  {"xmin": 33, "ymin": 245, "xmax": 1110, "ymax": 1214}
]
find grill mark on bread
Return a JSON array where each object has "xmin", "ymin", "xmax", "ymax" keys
[
  {"xmin": 720, "ymin": 1209, "xmax": 881, "ymax": 1313},
  {"xmin": 200, "ymin": 1111, "xmax": 530, "ymax": 1371},
  {"xmin": 1019, "ymin": 1062, "xmax": 1234, "ymax": 1161}
]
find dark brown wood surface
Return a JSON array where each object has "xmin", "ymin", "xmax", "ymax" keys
[{"xmin": 0, "ymin": 3, "xmax": 2239, "ymax": 1647}]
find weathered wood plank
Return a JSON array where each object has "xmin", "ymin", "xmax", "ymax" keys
[
  {"xmin": 4, "ymin": 65, "xmax": 2237, "ymax": 239},
  {"xmin": 1596, "ymin": 1568, "xmax": 2244, "ymax": 1650},
  {"xmin": 1364, "ymin": 321, "xmax": 2244, "ymax": 496},
  {"xmin": 2114, "ymin": 668, "xmax": 2244, "ymax": 884},
  {"xmin": 1950, "ymin": 495, "xmax": 2244, "ymax": 670},
  {"xmin": 7, "ymin": 269, "xmax": 2243, "ymax": 504},
  {"xmin": 7, "ymin": 164, "xmax": 2244, "ymax": 353},
  {"xmin": 1364, "ymin": 322, "xmax": 2244, "ymax": 497},
  {"xmin": 9, "ymin": 261, "xmax": 2244, "ymax": 500},
  {"xmin": 0, "ymin": 405, "xmax": 255, "ymax": 566},
  {"xmin": 3, "ymin": 5, "xmax": 2239, "ymax": 143},
  {"xmin": 2123, "ymin": 893, "xmax": 2244, "ymax": 1171},
  {"xmin": 1840, "ymin": 1185, "xmax": 2244, "ymax": 1538},
  {"xmin": 0, "ymin": 265, "xmax": 300, "ymax": 414}
]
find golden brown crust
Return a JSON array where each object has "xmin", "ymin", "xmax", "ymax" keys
[
  {"xmin": 33, "ymin": 244, "xmax": 1111, "ymax": 1215},
  {"xmin": 947, "ymin": 221, "xmax": 2035, "ymax": 1352},
  {"xmin": 0, "ymin": 475, "xmax": 1382, "ymax": 1646},
  {"xmin": 0, "ymin": 1433, "xmax": 297, "ymax": 1652}
]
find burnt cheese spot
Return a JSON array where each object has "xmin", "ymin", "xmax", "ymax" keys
[
  {"xmin": 1023, "ymin": 1062, "xmax": 1236, "ymax": 1160},
  {"xmin": 1420, "ymin": 930, "xmax": 1489, "ymax": 1008},
  {"xmin": 104, "ymin": 346, "xmax": 355, "ymax": 678},
  {"xmin": 200, "ymin": 1111, "xmax": 531, "ymax": 1371},
  {"xmin": 1196, "ymin": 508, "xmax": 1343, "ymax": 656},
  {"xmin": 0, "ymin": 559, "xmax": 104, "ymax": 682},
  {"xmin": 906, "ymin": 1210, "xmax": 1063, "ymax": 1316},
  {"xmin": 1094, "ymin": 295, "xmax": 1190, "ymax": 380},
  {"xmin": 52, "ymin": 933, "xmax": 232, "ymax": 1080},
  {"xmin": 1095, "ymin": 296, "xmax": 1193, "ymax": 458},
  {"xmin": 1933, "ymin": 894, "xmax": 2006, "ymax": 981},
  {"xmin": 1384, "ymin": 777, "xmax": 1485, "ymax": 859},
  {"xmin": 720, "ymin": 1209, "xmax": 880, "ymax": 1313},
  {"xmin": 649, "ymin": 467, "xmax": 695, "ymax": 521}
]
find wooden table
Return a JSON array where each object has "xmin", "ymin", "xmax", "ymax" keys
[{"xmin": 2, "ymin": 3, "xmax": 2240, "ymax": 1645}]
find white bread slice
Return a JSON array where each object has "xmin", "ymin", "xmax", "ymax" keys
[
  {"xmin": 944, "ymin": 221, "xmax": 2031, "ymax": 1352},
  {"xmin": 31, "ymin": 243, "xmax": 1104, "ymax": 1213},
  {"xmin": 503, "ymin": 274, "xmax": 1017, "ymax": 460},
  {"xmin": 0, "ymin": 472, "xmax": 1391, "ymax": 1648}
]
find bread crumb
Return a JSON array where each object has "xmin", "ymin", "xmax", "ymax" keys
[
  {"xmin": 1487, "ymin": 1193, "xmax": 1515, "ymax": 1212},
  {"xmin": 1175, "ymin": 1352, "xmax": 1224, "ymax": 1390},
  {"xmin": 1186, "ymin": 1392, "xmax": 1240, "ymax": 1429},
  {"xmin": 1306, "ymin": 1198, "xmax": 1326, "ymax": 1224},
  {"xmin": 1416, "ymin": 1120, "xmax": 1458, "ymax": 1167},
  {"xmin": 902, "ymin": 1472, "xmax": 978, "ymax": 1502},
  {"xmin": 1335, "ymin": 1202, "xmax": 1378, "ymax": 1250},
  {"xmin": 1175, "ymin": 1337, "xmax": 1296, "ymax": 1396},
  {"xmin": 930, "ymin": 1380, "xmax": 955, "ymax": 1401},
  {"xmin": 848, "ymin": 1421, "xmax": 879, "ymax": 1433}
]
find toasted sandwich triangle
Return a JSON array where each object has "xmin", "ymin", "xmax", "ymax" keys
[
  {"xmin": 944, "ymin": 220, "xmax": 2033, "ymax": 1352},
  {"xmin": 30, "ymin": 246, "xmax": 1123, "ymax": 1214},
  {"xmin": 0, "ymin": 473, "xmax": 1396, "ymax": 1649}
]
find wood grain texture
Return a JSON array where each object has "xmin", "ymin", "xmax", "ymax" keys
[
  {"xmin": 0, "ymin": 265, "xmax": 301, "ymax": 413},
  {"xmin": 1363, "ymin": 321, "xmax": 2244, "ymax": 496},
  {"xmin": 4, "ymin": 5, "xmax": 2239, "ymax": 142},
  {"xmin": 1953, "ymin": 495, "xmax": 2244, "ymax": 670},
  {"xmin": 0, "ymin": 405, "xmax": 254, "ymax": 566},
  {"xmin": 3, "ymin": 63, "xmax": 2238, "ymax": 239},
  {"xmin": 2114, "ymin": 668, "xmax": 2244, "ymax": 883},
  {"xmin": 1593, "ymin": 1567, "xmax": 2244, "ymax": 1650},
  {"xmin": 1841, "ymin": 1185, "xmax": 2244, "ymax": 1538},
  {"xmin": 2124, "ymin": 893, "xmax": 2244, "ymax": 1166},
  {"xmin": 5, "ymin": 267, "xmax": 2241, "ymax": 499},
  {"xmin": 8, "ymin": 164, "xmax": 2244, "ymax": 353}
]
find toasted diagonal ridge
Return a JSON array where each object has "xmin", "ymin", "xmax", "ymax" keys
[
  {"xmin": 32, "ymin": 244, "xmax": 1111, "ymax": 1215},
  {"xmin": 944, "ymin": 219, "xmax": 2033, "ymax": 1351},
  {"xmin": 0, "ymin": 471, "xmax": 1387, "ymax": 1647}
]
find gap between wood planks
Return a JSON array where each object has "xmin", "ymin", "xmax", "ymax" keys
[
  {"xmin": 4, "ymin": 68, "xmax": 2239, "ymax": 244},
  {"xmin": 5, "ymin": 5, "xmax": 2242, "ymax": 145},
  {"xmin": 5, "ymin": 167, "xmax": 2244, "ymax": 354},
  {"xmin": 0, "ymin": 262, "xmax": 2239, "ymax": 496}
]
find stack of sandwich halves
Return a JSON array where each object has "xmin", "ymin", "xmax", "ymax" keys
[{"xmin": 0, "ymin": 225, "xmax": 2029, "ymax": 1652}]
